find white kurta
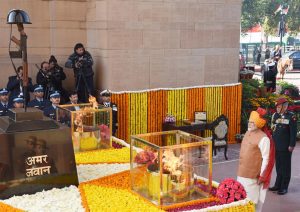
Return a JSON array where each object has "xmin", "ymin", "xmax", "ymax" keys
[{"xmin": 237, "ymin": 136, "xmax": 270, "ymax": 212}]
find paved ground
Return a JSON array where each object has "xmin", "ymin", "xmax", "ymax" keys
[{"xmin": 213, "ymin": 143, "xmax": 300, "ymax": 212}]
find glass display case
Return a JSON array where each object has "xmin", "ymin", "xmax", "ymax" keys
[
  {"xmin": 130, "ymin": 130, "xmax": 212, "ymax": 208},
  {"xmin": 56, "ymin": 104, "xmax": 112, "ymax": 152}
]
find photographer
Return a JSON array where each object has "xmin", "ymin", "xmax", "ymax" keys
[
  {"xmin": 7, "ymin": 66, "xmax": 34, "ymax": 105},
  {"xmin": 65, "ymin": 43, "xmax": 94, "ymax": 103},
  {"xmin": 49, "ymin": 55, "xmax": 67, "ymax": 103},
  {"xmin": 36, "ymin": 61, "xmax": 54, "ymax": 100}
]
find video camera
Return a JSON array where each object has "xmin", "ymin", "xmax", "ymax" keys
[{"xmin": 75, "ymin": 55, "xmax": 88, "ymax": 70}]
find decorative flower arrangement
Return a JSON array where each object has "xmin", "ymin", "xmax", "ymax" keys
[
  {"xmin": 162, "ymin": 150, "xmax": 184, "ymax": 183},
  {"xmin": 112, "ymin": 141, "xmax": 124, "ymax": 149},
  {"xmin": 80, "ymin": 170, "xmax": 254, "ymax": 212},
  {"xmin": 99, "ymin": 124, "xmax": 111, "ymax": 147},
  {"xmin": 278, "ymin": 81, "xmax": 300, "ymax": 99},
  {"xmin": 134, "ymin": 149, "xmax": 157, "ymax": 165},
  {"xmin": 216, "ymin": 178, "xmax": 247, "ymax": 204},
  {"xmin": 79, "ymin": 136, "xmax": 98, "ymax": 151},
  {"xmin": 164, "ymin": 114, "xmax": 176, "ymax": 123}
]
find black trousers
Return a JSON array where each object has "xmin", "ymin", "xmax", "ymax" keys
[
  {"xmin": 274, "ymin": 151, "xmax": 292, "ymax": 190},
  {"xmin": 76, "ymin": 75, "xmax": 94, "ymax": 103}
]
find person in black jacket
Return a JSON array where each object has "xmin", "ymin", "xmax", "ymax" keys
[
  {"xmin": 36, "ymin": 61, "xmax": 54, "ymax": 100},
  {"xmin": 262, "ymin": 60, "xmax": 278, "ymax": 92},
  {"xmin": 27, "ymin": 85, "xmax": 51, "ymax": 110},
  {"xmin": 49, "ymin": 55, "xmax": 68, "ymax": 103},
  {"xmin": 65, "ymin": 91, "xmax": 80, "ymax": 111},
  {"xmin": 65, "ymin": 43, "xmax": 94, "ymax": 103},
  {"xmin": 269, "ymin": 98, "xmax": 297, "ymax": 195},
  {"xmin": 0, "ymin": 88, "xmax": 10, "ymax": 116},
  {"xmin": 7, "ymin": 66, "xmax": 33, "ymax": 105}
]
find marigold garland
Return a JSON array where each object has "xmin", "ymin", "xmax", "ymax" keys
[
  {"xmin": 112, "ymin": 84, "xmax": 242, "ymax": 143},
  {"xmin": 75, "ymin": 148, "xmax": 135, "ymax": 164},
  {"xmin": 79, "ymin": 170, "xmax": 255, "ymax": 212},
  {"xmin": 82, "ymin": 184, "xmax": 163, "ymax": 212},
  {"xmin": 0, "ymin": 202, "xmax": 23, "ymax": 212}
]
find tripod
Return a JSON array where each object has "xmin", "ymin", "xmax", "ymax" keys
[
  {"xmin": 44, "ymin": 80, "xmax": 54, "ymax": 100},
  {"xmin": 75, "ymin": 67, "xmax": 91, "ymax": 102}
]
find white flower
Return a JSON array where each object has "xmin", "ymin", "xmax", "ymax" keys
[
  {"xmin": 77, "ymin": 163, "xmax": 130, "ymax": 183},
  {"xmin": 2, "ymin": 186, "xmax": 84, "ymax": 212}
]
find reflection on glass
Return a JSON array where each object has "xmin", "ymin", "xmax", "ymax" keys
[{"xmin": 57, "ymin": 104, "xmax": 113, "ymax": 152}]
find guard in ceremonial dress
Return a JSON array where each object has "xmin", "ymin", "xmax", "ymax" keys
[{"xmin": 269, "ymin": 97, "xmax": 297, "ymax": 195}]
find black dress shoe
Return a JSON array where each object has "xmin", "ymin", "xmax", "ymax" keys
[
  {"xmin": 269, "ymin": 186, "xmax": 279, "ymax": 192},
  {"xmin": 277, "ymin": 189, "xmax": 288, "ymax": 195}
]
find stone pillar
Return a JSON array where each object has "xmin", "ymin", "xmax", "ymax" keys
[{"xmin": 0, "ymin": 0, "xmax": 87, "ymax": 91}]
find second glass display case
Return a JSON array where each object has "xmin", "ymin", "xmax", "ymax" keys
[{"xmin": 56, "ymin": 104, "xmax": 112, "ymax": 152}]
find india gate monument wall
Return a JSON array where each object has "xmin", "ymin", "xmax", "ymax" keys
[
  {"xmin": 0, "ymin": 0, "xmax": 87, "ymax": 91},
  {"xmin": 0, "ymin": 0, "xmax": 241, "ymax": 91}
]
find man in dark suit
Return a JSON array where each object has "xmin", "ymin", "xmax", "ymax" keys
[
  {"xmin": 43, "ymin": 91, "xmax": 61, "ymax": 120},
  {"xmin": 49, "ymin": 55, "xmax": 68, "ymax": 103},
  {"xmin": 27, "ymin": 85, "xmax": 51, "ymax": 110},
  {"xmin": 0, "ymin": 88, "xmax": 10, "ymax": 116},
  {"xmin": 262, "ymin": 60, "xmax": 278, "ymax": 92},
  {"xmin": 269, "ymin": 97, "xmax": 297, "ymax": 195},
  {"xmin": 65, "ymin": 91, "xmax": 80, "ymax": 111},
  {"xmin": 99, "ymin": 89, "xmax": 118, "ymax": 136},
  {"xmin": 7, "ymin": 66, "xmax": 33, "ymax": 105}
]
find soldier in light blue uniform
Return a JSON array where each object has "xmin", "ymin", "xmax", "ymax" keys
[
  {"xmin": 0, "ymin": 88, "xmax": 10, "ymax": 116},
  {"xmin": 100, "ymin": 89, "xmax": 118, "ymax": 136},
  {"xmin": 43, "ymin": 91, "xmax": 61, "ymax": 120},
  {"xmin": 12, "ymin": 95, "xmax": 25, "ymax": 109},
  {"xmin": 28, "ymin": 85, "xmax": 51, "ymax": 110}
]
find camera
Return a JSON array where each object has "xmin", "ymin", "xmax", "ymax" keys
[{"xmin": 75, "ymin": 56, "xmax": 87, "ymax": 69}]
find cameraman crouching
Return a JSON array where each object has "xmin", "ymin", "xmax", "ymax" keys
[
  {"xmin": 49, "ymin": 55, "xmax": 68, "ymax": 103},
  {"xmin": 65, "ymin": 43, "xmax": 94, "ymax": 103}
]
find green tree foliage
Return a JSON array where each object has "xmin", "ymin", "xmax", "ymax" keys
[{"xmin": 242, "ymin": 0, "xmax": 300, "ymax": 35}]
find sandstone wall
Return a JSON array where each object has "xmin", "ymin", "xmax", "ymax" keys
[{"xmin": 0, "ymin": 0, "xmax": 241, "ymax": 92}]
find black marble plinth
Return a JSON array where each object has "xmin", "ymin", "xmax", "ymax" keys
[
  {"xmin": 8, "ymin": 108, "xmax": 44, "ymax": 122},
  {"xmin": 0, "ymin": 112, "xmax": 78, "ymax": 199}
]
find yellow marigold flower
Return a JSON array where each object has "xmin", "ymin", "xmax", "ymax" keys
[
  {"xmin": 75, "ymin": 148, "xmax": 135, "ymax": 164},
  {"xmin": 83, "ymin": 185, "xmax": 163, "ymax": 212}
]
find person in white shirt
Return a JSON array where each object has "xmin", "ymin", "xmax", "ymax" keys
[{"xmin": 237, "ymin": 107, "xmax": 275, "ymax": 212}]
